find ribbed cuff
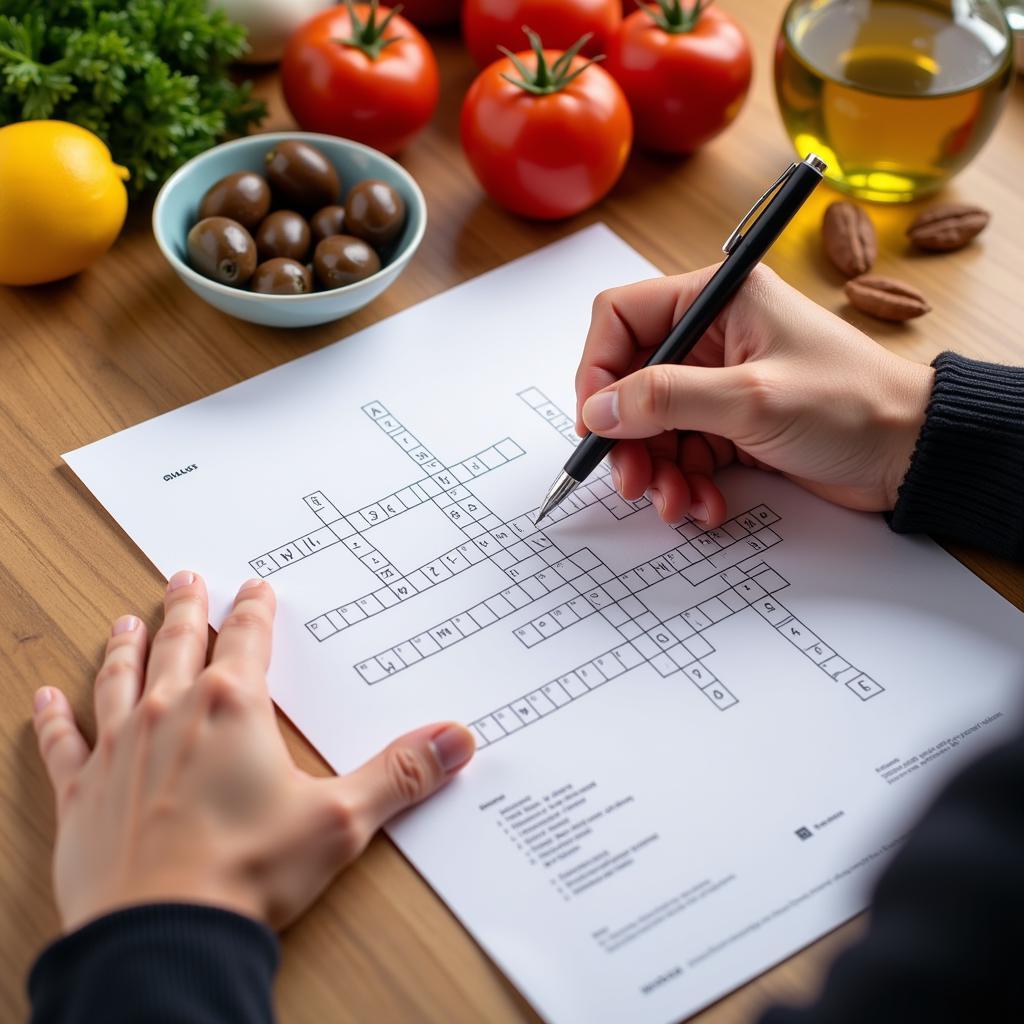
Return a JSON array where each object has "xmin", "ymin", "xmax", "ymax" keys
[
  {"xmin": 891, "ymin": 352, "xmax": 1024, "ymax": 559},
  {"xmin": 28, "ymin": 903, "xmax": 279, "ymax": 1024}
]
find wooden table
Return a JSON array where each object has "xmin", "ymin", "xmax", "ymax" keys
[{"xmin": 3, "ymin": 2, "xmax": 1022, "ymax": 1019}]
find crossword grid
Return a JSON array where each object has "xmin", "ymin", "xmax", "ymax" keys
[
  {"xmin": 518, "ymin": 386, "xmax": 580, "ymax": 445},
  {"xmin": 247, "ymin": 388, "xmax": 884, "ymax": 749},
  {"xmin": 249, "ymin": 436, "xmax": 525, "ymax": 577},
  {"xmin": 303, "ymin": 394, "xmax": 673, "ymax": 642},
  {"xmin": 469, "ymin": 560, "xmax": 884, "ymax": 749},
  {"xmin": 304, "ymin": 402, "xmax": 559, "ymax": 640},
  {"xmin": 355, "ymin": 505, "xmax": 782, "ymax": 681}
]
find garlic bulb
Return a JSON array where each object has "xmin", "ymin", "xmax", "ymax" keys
[{"xmin": 213, "ymin": 0, "xmax": 332, "ymax": 65}]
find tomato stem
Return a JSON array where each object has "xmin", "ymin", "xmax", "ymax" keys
[
  {"xmin": 638, "ymin": 0, "xmax": 712, "ymax": 33},
  {"xmin": 335, "ymin": 0, "xmax": 404, "ymax": 61},
  {"xmin": 498, "ymin": 27, "xmax": 604, "ymax": 96}
]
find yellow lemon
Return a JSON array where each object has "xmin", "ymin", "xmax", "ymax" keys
[{"xmin": 0, "ymin": 120, "xmax": 130, "ymax": 286}]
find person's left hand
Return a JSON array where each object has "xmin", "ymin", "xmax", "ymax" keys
[{"xmin": 31, "ymin": 571, "xmax": 476, "ymax": 934}]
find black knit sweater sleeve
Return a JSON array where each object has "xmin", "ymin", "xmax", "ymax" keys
[
  {"xmin": 890, "ymin": 351, "xmax": 1024, "ymax": 558},
  {"xmin": 28, "ymin": 903, "xmax": 279, "ymax": 1024}
]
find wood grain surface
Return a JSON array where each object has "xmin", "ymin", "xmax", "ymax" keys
[{"xmin": 2, "ymin": 2, "xmax": 1022, "ymax": 1019}]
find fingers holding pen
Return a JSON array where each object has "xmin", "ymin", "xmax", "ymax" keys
[
  {"xmin": 609, "ymin": 445, "xmax": 724, "ymax": 527},
  {"xmin": 608, "ymin": 442, "xmax": 651, "ymax": 502},
  {"xmin": 574, "ymin": 269, "xmax": 723, "ymax": 434},
  {"xmin": 582, "ymin": 364, "xmax": 754, "ymax": 442},
  {"xmin": 575, "ymin": 362, "xmax": 619, "ymax": 437},
  {"xmin": 647, "ymin": 458, "xmax": 692, "ymax": 523}
]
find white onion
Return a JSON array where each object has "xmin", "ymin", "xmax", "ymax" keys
[{"xmin": 212, "ymin": 0, "xmax": 333, "ymax": 65}]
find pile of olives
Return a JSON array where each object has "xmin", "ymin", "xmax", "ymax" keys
[{"xmin": 186, "ymin": 140, "xmax": 407, "ymax": 296}]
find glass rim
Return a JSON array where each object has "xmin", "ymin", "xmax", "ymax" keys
[{"xmin": 780, "ymin": 0, "xmax": 1015, "ymax": 100}]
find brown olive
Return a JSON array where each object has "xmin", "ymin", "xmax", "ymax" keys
[
  {"xmin": 265, "ymin": 140, "xmax": 341, "ymax": 211},
  {"xmin": 198, "ymin": 171, "xmax": 271, "ymax": 229},
  {"xmin": 310, "ymin": 204, "xmax": 347, "ymax": 244},
  {"xmin": 251, "ymin": 258, "xmax": 313, "ymax": 295},
  {"xmin": 255, "ymin": 210, "xmax": 310, "ymax": 263},
  {"xmin": 345, "ymin": 179, "xmax": 405, "ymax": 249},
  {"xmin": 313, "ymin": 235, "xmax": 381, "ymax": 290},
  {"xmin": 187, "ymin": 217, "xmax": 257, "ymax": 286}
]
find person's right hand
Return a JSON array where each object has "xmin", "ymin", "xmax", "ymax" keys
[{"xmin": 575, "ymin": 265, "xmax": 935, "ymax": 527}]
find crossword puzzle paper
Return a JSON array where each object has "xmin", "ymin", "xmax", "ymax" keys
[{"xmin": 64, "ymin": 225, "xmax": 1024, "ymax": 1024}]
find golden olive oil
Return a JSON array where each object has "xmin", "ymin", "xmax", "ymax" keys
[{"xmin": 775, "ymin": 0, "xmax": 1014, "ymax": 201}]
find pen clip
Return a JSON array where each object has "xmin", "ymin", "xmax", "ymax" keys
[{"xmin": 722, "ymin": 161, "xmax": 798, "ymax": 255}]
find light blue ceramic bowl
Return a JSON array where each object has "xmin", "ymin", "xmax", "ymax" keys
[{"xmin": 152, "ymin": 132, "xmax": 426, "ymax": 328}]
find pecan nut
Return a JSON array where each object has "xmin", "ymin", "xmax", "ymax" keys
[
  {"xmin": 907, "ymin": 202, "xmax": 990, "ymax": 251},
  {"xmin": 844, "ymin": 275, "xmax": 931, "ymax": 322},
  {"xmin": 822, "ymin": 201, "xmax": 877, "ymax": 277}
]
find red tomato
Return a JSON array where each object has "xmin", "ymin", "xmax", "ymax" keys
[
  {"xmin": 281, "ymin": 4, "xmax": 439, "ymax": 155},
  {"xmin": 462, "ymin": 0, "xmax": 621, "ymax": 67},
  {"xmin": 399, "ymin": 0, "xmax": 461, "ymax": 26},
  {"xmin": 460, "ymin": 38, "xmax": 632, "ymax": 219},
  {"xmin": 605, "ymin": 1, "xmax": 752, "ymax": 154}
]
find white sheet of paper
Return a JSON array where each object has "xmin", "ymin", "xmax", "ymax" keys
[{"xmin": 65, "ymin": 224, "xmax": 1024, "ymax": 1023}]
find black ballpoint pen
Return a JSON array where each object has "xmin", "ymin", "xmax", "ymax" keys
[{"xmin": 534, "ymin": 152, "xmax": 827, "ymax": 526}]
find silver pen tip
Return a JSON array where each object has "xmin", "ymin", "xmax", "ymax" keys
[{"xmin": 534, "ymin": 470, "xmax": 579, "ymax": 527}]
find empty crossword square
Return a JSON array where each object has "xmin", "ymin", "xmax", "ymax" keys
[
  {"xmin": 617, "ymin": 595, "xmax": 647, "ymax": 619},
  {"xmin": 684, "ymin": 635, "xmax": 714, "ymax": 660},
  {"xmin": 572, "ymin": 549, "xmax": 602, "ymax": 572}
]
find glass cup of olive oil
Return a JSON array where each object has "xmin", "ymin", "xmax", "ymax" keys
[{"xmin": 775, "ymin": 0, "xmax": 1015, "ymax": 202}]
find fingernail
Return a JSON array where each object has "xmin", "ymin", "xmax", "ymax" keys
[
  {"xmin": 167, "ymin": 570, "xmax": 195, "ymax": 592},
  {"xmin": 34, "ymin": 688, "xmax": 53, "ymax": 713},
  {"xmin": 610, "ymin": 464, "xmax": 622, "ymax": 495},
  {"xmin": 112, "ymin": 615, "xmax": 139, "ymax": 636},
  {"xmin": 583, "ymin": 391, "xmax": 619, "ymax": 432},
  {"xmin": 239, "ymin": 578, "xmax": 263, "ymax": 593},
  {"xmin": 430, "ymin": 725, "xmax": 476, "ymax": 774},
  {"xmin": 690, "ymin": 502, "xmax": 709, "ymax": 524},
  {"xmin": 648, "ymin": 488, "xmax": 664, "ymax": 516}
]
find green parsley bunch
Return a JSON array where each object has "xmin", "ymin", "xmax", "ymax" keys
[{"xmin": 0, "ymin": 0, "xmax": 266, "ymax": 195}]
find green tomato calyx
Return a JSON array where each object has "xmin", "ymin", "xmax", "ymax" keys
[
  {"xmin": 336, "ymin": 0, "xmax": 404, "ymax": 61},
  {"xmin": 639, "ymin": 0, "xmax": 712, "ymax": 34},
  {"xmin": 499, "ymin": 28, "xmax": 604, "ymax": 96}
]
